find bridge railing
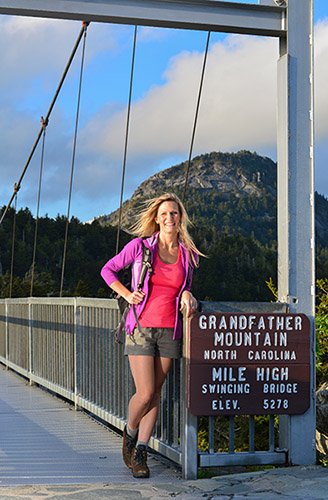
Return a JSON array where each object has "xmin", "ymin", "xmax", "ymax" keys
[
  {"xmin": 0, "ymin": 297, "xmax": 182, "ymax": 466},
  {"xmin": 0, "ymin": 297, "xmax": 288, "ymax": 479}
]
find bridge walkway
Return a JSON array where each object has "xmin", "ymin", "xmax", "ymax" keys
[{"xmin": 0, "ymin": 365, "xmax": 181, "ymax": 486}]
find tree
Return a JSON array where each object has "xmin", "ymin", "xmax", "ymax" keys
[
  {"xmin": 74, "ymin": 279, "xmax": 91, "ymax": 297},
  {"xmin": 316, "ymin": 278, "xmax": 328, "ymax": 387}
]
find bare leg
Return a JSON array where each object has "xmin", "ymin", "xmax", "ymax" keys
[
  {"xmin": 138, "ymin": 356, "xmax": 172, "ymax": 443},
  {"xmin": 128, "ymin": 355, "xmax": 172, "ymax": 443}
]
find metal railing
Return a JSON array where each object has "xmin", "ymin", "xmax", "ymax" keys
[
  {"xmin": 0, "ymin": 297, "xmax": 288, "ymax": 478},
  {"xmin": 0, "ymin": 297, "xmax": 182, "ymax": 466}
]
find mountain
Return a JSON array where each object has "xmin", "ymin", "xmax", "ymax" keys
[
  {"xmin": 96, "ymin": 150, "xmax": 328, "ymax": 250},
  {"xmin": 98, "ymin": 150, "xmax": 276, "ymax": 228}
]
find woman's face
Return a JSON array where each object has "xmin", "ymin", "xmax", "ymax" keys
[{"xmin": 155, "ymin": 201, "xmax": 181, "ymax": 236}]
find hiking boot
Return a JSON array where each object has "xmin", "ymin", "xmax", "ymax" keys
[
  {"xmin": 131, "ymin": 445, "xmax": 149, "ymax": 478},
  {"xmin": 122, "ymin": 425, "xmax": 137, "ymax": 469}
]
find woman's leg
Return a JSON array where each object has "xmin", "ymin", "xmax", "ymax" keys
[
  {"xmin": 138, "ymin": 356, "xmax": 172, "ymax": 443},
  {"xmin": 128, "ymin": 355, "xmax": 172, "ymax": 443}
]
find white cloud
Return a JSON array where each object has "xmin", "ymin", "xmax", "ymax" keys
[
  {"xmin": 314, "ymin": 19, "xmax": 328, "ymax": 141},
  {"xmin": 79, "ymin": 34, "xmax": 279, "ymax": 185},
  {"xmin": 137, "ymin": 26, "xmax": 170, "ymax": 43}
]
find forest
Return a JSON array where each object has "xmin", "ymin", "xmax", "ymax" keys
[
  {"xmin": 0, "ymin": 206, "xmax": 279, "ymax": 302},
  {"xmin": 1, "ymin": 189, "xmax": 328, "ymax": 306}
]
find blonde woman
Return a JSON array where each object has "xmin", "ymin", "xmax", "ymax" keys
[{"xmin": 101, "ymin": 193, "xmax": 202, "ymax": 478}]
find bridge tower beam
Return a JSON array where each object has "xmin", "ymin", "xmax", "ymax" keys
[{"xmin": 276, "ymin": 0, "xmax": 315, "ymax": 465}]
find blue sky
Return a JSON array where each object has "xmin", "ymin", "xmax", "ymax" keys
[{"xmin": 0, "ymin": 0, "xmax": 327, "ymax": 222}]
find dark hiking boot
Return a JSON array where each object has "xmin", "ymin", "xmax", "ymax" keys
[
  {"xmin": 122, "ymin": 425, "xmax": 137, "ymax": 469},
  {"xmin": 131, "ymin": 445, "xmax": 149, "ymax": 478}
]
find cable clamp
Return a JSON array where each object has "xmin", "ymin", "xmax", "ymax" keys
[
  {"xmin": 82, "ymin": 21, "xmax": 90, "ymax": 29},
  {"xmin": 13, "ymin": 182, "xmax": 20, "ymax": 194},
  {"xmin": 41, "ymin": 116, "xmax": 49, "ymax": 129}
]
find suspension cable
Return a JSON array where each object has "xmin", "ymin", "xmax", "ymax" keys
[
  {"xmin": 60, "ymin": 22, "xmax": 89, "ymax": 297},
  {"xmin": 0, "ymin": 22, "xmax": 89, "ymax": 227},
  {"xmin": 115, "ymin": 25, "xmax": 138, "ymax": 255},
  {"xmin": 182, "ymin": 31, "xmax": 211, "ymax": 204},
  {"xmin": 9, "ymin": 186, "xmax": 19, "ymax": 298},
  {"xmin": 30, "ymin": 117, "xmax": 48, "ymax": 296}
]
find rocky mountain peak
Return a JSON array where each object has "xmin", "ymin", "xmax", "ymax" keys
[{"xmin": 97, "ymin": 150, "xmax": 277, "ymax": 229}]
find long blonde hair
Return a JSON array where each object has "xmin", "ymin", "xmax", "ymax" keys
[{"xmin": 130, "ymin": 193, "xmax": 204, "ymax": 266}]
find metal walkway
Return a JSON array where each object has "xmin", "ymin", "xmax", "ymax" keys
[{"xmin": 0, "ymin": 365, "xmax": 181, "ymax": 486}]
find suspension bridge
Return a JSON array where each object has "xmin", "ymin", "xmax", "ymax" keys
[{"xmin": 0, "ymin": 0, "xmax": 316, "ymax": 484}]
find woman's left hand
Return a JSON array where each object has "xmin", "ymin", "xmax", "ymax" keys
[{"xmin": 180, "ymin": 290, "xmax": 198, "ymax": 317}]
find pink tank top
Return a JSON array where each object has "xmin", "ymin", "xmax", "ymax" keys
[{"xmin": 139, "ymin": 248, "xmax": 185, "ymax": 328}]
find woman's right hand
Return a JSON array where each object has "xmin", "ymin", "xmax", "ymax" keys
[
  {"xmin": 126, "ymin": 289, "xmax": 145, "ymax": 305},
  {"xmin": 110, "ymin": 280, "xmax": 145, "ymax": 305}
]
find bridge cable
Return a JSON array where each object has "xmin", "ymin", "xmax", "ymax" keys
[
  {"xmin": 30, "ymin": 117, "xmax": 48, "ymax": 296},
  {"xmin": 60, "ymin": 22, "xmax": 89, "ymax": 297},
  {"xmin": 0, "ymin": 23, "xmax": 89, "ymax": 227},
  {"xmin": 182, "ymin": 31, "xmax": 211, "ymax": 204},
  {"xmin": 115, "ymin": 25, "xmax": 138, "ymax": 255},
  {"xmin": 9, "ymin": 186, "xmax": 19, "ymax": 298}
]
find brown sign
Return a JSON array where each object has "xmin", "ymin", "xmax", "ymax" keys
[{"xmin": 187, "ymin": 312, "xmax": 311, "ymax": 416}]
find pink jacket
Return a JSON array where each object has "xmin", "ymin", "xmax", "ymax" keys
[{"xmin": 100, "ymin": 232, "xmax": 194, "ymax": 340}]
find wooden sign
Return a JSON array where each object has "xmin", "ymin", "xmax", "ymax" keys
[{"xmin": 187, "ymin": 312, "xmax": 311, "ymax": 416}]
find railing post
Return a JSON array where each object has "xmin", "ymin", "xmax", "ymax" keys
[
  {"xmin": 181, "ymin": 314, "xmax": 198, "ymax": 479},
  {"xmin": 28, "ymin": 298, "xmax": 33, "ymax": 384},
  {"xmin": 74, "ymin": 298, "xmax": 81, "ymax": 409},
  {"xmin": 5, "ymin": 299, "xmax": 9, "ymax": 368}
]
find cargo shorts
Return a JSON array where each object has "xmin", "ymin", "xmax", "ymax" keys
[{"xmin": 124, "ymin": 327, "xmax": 182, "ymax": 359}]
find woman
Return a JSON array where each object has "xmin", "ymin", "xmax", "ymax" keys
[{"xmin": 100, "ymin": 193, "xmax": 202, "ymax": 479}]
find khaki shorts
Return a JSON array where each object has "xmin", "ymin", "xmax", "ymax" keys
[{"xmin": 124, "ymin": 327, "xmax": 182, "ymax": 359}]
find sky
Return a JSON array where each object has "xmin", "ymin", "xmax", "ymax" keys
[{"xmin": 0, "ymin": 0, "xmax": 327, "ymax": 223}]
